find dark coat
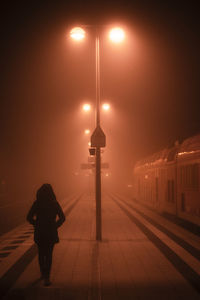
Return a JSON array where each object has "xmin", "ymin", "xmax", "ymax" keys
[{"xmin": 27, "ymin": 199, "xmax": 65, "ymax": 245}]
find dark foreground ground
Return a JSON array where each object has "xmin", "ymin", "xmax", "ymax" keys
[{"xmin": 1, "ymin": 192, "xmax": 200, "ymax": 300}]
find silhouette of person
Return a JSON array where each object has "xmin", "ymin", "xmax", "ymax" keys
[{"xmin": 27, "ymin": 183, "xmax": 65, "ymax": 286}]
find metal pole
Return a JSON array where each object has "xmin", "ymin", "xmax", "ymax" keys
[
  {"xmin": 96, "ymin": 35, "xmax": 100, "ymax": 127},
  {"xmin": 95, "ymin": 33, "xmax": 102, "ymax": 241}
]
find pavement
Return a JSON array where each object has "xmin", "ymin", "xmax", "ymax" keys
[{"xmin": 1, "ymin": 192, "xmax": 200, "ymax": 300}]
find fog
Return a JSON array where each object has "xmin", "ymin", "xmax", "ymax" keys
[{"xmin": 1, "ymin": 8, "xmax": 199, "ymax": 233}]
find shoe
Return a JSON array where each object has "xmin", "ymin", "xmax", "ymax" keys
[{"xmin": 44, "ymin": 278, "xmax": 51, "ymax": 286}]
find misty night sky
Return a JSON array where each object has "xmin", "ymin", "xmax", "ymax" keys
[{"xmin": 0, "ymin": 0, "xmax": 200, "ymax": 190}]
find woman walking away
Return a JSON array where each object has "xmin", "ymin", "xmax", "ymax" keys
[{"xmin": 27, "ymin": 184, "xmax": 65, "ymax": 286}]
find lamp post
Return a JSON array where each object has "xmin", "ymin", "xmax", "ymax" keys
[
  {"xmin": 70, "ymin": 26, "xmax": 125, "ymax": 241},
  {"xmin": 95, "ymin": 32, "xmax": 102, "ymax": 240}
]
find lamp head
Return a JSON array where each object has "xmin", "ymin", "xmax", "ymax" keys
[
  {"xmin": 70, "ymin": 27, "xmax": 85, "ymax": 41},
  {"xmin": 109, "ymin": 27, "xmax": 125, "ymax": 43},
  {"xmin": 82, "ymin": 104, "xmax": 91, "ymax": 112}
]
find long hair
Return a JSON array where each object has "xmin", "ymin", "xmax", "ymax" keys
[{"xmin": 36, "ymin": 184, "xmax": 57, "ymax": 204}]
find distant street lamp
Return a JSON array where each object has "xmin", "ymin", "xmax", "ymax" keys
[
  {"xmin": 102, "ymin": 103, "xmax": 110, "ymax": 111},
  {"xmin": 82, "ymin": 104, "xmax": 91, "ymax": 112},
  {"xmin": 85, "ymin": 129, "xmax": 90, "ymax": 135},
  {"xmin": 71, "ymin": 26, "xmax": 125, "ymax": 241}
]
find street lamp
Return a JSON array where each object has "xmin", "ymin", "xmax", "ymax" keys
[
  {"xmin": 84, "ymin": 129, "xmax": 90, "ymax": 135},
  {"xmin": 109, "ymin": 27, "xmax": 125, "ymax": 43},
  {"xmin": 71, "ymin": 26, "xmax": 125, "ymax": 241},
  {"xmin": 82, "ymin": 104, "xmax": 91, "ymax": 112},
  {"xmin": 70, "ymin": 27, "xmax": 85, "ymax": 41},
  {"xmin": 102, "ymin": 103, "xmax": 110, "ymax": 111}
]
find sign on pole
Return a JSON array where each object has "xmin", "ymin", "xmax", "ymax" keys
[
  {"xmin": 89, "ymin": 147, "xmax": 96, "ymax": 156},
  {"xmin": 91, "ymin": 125, "xmax": 106, "ymax": 148}
]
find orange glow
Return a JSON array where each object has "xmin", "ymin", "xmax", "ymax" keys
[
  {"xmin": 109, "ymin": 28, "xmax": 125, "ymax": 43},
  {"xmin": 102, "ymin": 103, "xmax": 110, "ymax": 111},
  {"xmin": 88, "ymin": 142, "xmax": 91, "ymax": 146},
  {"xmin": 82, "ymin": 104, "xmax": 91, "ymax": 112},
  {"xmin": 85, "ymin": 129, "xmax": 90, "ymax": 135},
  {"xmin": 70, "ymin": 27, "xmax": 85, "ymax": 41}
]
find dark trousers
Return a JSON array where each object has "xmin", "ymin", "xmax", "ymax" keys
[{"xmin": 37, "ymin": 243, "xmax": 54, "ymax": 279}]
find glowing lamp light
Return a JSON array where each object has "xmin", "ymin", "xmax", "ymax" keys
[
  {"xmin": 109, "ymin": 27, "xmax": 125, "ymax": 43},
  {"xmin": 70, "ymin": 27, "xmax": 85, "ymax": 41},
  {"xmin": 88, "ymin": 142, "xmax": 91, "ymax": 146},
  {"xmin": 102, "ymin": 103, "xmax": 110, "ymax": 111},
  {"xmin": 85, "ymin": 129, "xmax": 90, "ymax": 135},
  {"xmin": 83, "ymin": 104, "xmax": 91, "ymax": 112}
]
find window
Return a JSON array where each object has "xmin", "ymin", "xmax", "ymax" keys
[
  {"xmin": 167, "ymin": 180, "xmax": 175, "ymax": 203},
  {"xmin": 180, "ymin": 164, "xmax": 199, "ymax": 190},
  {"xmin": 181, "ymin": 193, "xmax": 185, "ymax": 211}
]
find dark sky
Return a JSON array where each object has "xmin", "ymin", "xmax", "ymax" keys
[{"xmin": 0, "ymin": 0, "xmax": 200, "ymax": 190}]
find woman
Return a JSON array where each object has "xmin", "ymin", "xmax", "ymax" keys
[{"xmin": 27, "ymin": 184, "xmax": 65, "ymax": 286}]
